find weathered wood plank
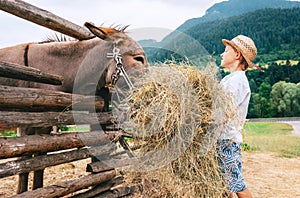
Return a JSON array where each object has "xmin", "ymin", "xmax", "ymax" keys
[
  {"xmin": 16, "ymin": 157, "xmax": 30, "ymax": 194},
  {"xmin": 87, "ymin": 158, "xmax": 136, "ymax": 173},
  {"xmin": 0, "ymin": 61, "xmax": 63, "ymax": 85},
  {"xmin": 70, "ymin": 176, "xmax": 124, "ymax": 198},
  {"xmin": 0, "ymin": 148, "xmax": 89, "ymax": 178},
  {"xmin": 16, "ymin": 172, "xmax": 29, "ymax": 194},
  {"xmin": 32, "ymin": 167, "xmax": 44, "ymax": 190},
  {"xmin": 0, "ymin": 111, "xmax": 114, "ymax": 132},
  {"xmin": 0, "ymin": 85, "xmax": 104, "ymax": 111},
  {"xmin": 0, "ymin": 130, "xmax": 116, "ymax": 159},
  {"xmin": 94, "ymin": 185, "xmax": 138, "ymax": 198},
  {"xmin": 0, "ymin": 0, "xmax": 94, "ymax": 40},
  {"xmin": 10, "ymin": 170, "xmax": 116, "ymax": 198},
  {"xmin": 16, "ymin": 127, "xmax": 30, "ymax": 194}
]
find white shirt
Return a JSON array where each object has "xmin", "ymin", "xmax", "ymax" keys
[{"xmin": 219, "ymin": 71, "xmax": 251, "ymax": 143}]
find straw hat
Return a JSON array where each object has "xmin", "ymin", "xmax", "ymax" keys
[{"xmin": 222, "ymin": 35, "xmax": 257, "ymax": 68}]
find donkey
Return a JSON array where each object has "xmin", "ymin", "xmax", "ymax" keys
[
  {"xmin": 0, "ymin": 22, "xmax": 147, "ymax": 109},
  {"xmin": 0, "ymin": 22, "xmax": 147, "ymax": 134}
]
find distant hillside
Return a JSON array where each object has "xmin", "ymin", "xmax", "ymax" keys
[
  {"xmin": 177, "ymin": 0, "xmax": 300, "ymax": 32},
  {"xmin": 143, "ymin": 8, "xmax": 300, "ymax": 65},
  {"xmin": 186, "ymin": 7, "xmax": 300, "ymax": 64}
]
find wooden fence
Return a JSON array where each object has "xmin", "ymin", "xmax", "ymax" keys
[
  {"xmin": 0, "ymin": 1, "xmax": 138, "ymax": 196},
  {"xmin": 0, "ymin": 60, "xmax": 136, "ymax": 197}
]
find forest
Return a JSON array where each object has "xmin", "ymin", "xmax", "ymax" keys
[{"xmin": 226, "ymin": 61, "xmax": 300, "ymax": 118}]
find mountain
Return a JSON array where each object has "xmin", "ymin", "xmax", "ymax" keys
[
  {"xmin": 177, "ymin": 0, "xmax": 300, "ymax": 32},
  {"xmin": 186, "ymin": 8, "xmax": 300, "ymax": 63},
  {"xmin": 142, "ymin": 8, "xmax": 300, "ymax": 65}
]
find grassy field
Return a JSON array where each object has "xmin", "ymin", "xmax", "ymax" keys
[{"xmin": 243, "ymin": 122, "xmax": 300, "ymax": 158}]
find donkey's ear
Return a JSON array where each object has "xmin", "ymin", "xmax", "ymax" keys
[
  {"xmin": 84, "ymin": 22, "xmax": 117, "ymax": 41},
  {"xmin": 84, "ymin": 22, "xmax": 107, "ymax": 40}
]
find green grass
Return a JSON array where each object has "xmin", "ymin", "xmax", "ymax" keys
[
  {"xmin": 0, "ymin": 125, "xmax": 90, "ymax": 138},
  {"xmin": 0, "ymin": 130, "xmax": 17, "ymax": 138},
  {"xmin": 243, "ymin": 122, "xmax": 300, "ymax": 158},
  {"xmin": 58, "ymin": 125, "xmax": 90, "ymax": 132}
]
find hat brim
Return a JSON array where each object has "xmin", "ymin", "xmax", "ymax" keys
[{"xmin": 222, "ymin": 39, "xmax": 254, "ymax": 68}]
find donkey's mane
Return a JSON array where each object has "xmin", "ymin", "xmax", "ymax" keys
[
  {"xmin": 112, "ymin": 24, "xmax": 130, "ymax": 32},
  {"xmin": 40, "ymin": 33, "xmax": 75, "ymax": 44},
  {"xmin": 40, "ymin": 24, "xmax": 129, "ymax": 44}
]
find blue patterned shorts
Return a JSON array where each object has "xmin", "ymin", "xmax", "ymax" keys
[{"xmin": 217, "ymin": 139, "xmax": 247, "ymax": 193}]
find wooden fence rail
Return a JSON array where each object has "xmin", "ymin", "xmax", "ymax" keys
[
  {"xmin": 0, "ymin": 85, "xmax": 104, "ymax": 112},
  {"xmin": 0, "ymin": 148, "xmax": 92, "ymax": 178},
  {"xmin": 70, "ymin": 176, "xmax": 124, "ymax": 198},
  {"xmin": 0, "ymin": 131, "xmax": 115, "ymax": 159},
  {"xmin": 0, "ymin": 111, "xmax": 113, "ymax": 131},
  {"xmin": 0, "ymin": 146, "xmax": 134, "ymax": 178},
  {"xmin": 11, "ymin": 170, "xmax": 117, "ymax": 198},
  {"xmin": 0, "ymin": 0, "xmax": 94, "ymax": 40},
  {"xmin": 0, "ymin": 61, "xmax": 63, "ymax": 85}
]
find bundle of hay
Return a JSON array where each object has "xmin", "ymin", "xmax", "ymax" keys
[{"xmin": 112, "ymin": 63, "xmax": 236, "ymax": 197}]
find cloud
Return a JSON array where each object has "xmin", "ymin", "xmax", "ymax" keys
[
  {"xmin": 0, "ymin": 0, "xmax": 223, "ymax": 47},
  {"xmin": 3, "ymin": 0, "xmax": 218, "ymax": 28}
]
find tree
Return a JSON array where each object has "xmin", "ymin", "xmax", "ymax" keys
[
  {"xmin": 259, "ymin": 82, "xmax": 272, "ymax": 99},
  {"xmin": 270, "ymin": 81, "xmax": 298, "ymax": 117},
  {"xmin": 290, "ymin": 62, "xmax": 300, "ymax": 83},
  {"xmin": 248, "ymin": 79, "xmax": 258, "ymax": 93},
  {"xmin": 295, "ymin": 83, "xmax": 300, "ymax": 116},
  {"xmin": 248, "ymin": 93, "xmax": 261, "ymax": 118},
  {"xmin": 283, "ymin": 82, "xmax": 297, "ymax": 116},
  {"xmin": 258, "ymin": 82, "xmax": 272, "ymax": 117},
  {"xmin": 270, "ymin": 81, "xmax": 286, "ymax": 117}
]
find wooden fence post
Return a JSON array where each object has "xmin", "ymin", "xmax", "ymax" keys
[{"xmin": 16, "ymin": 128, "xmax": 30, "ymax": 194}]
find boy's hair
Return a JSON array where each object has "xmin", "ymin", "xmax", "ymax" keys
[
  {"xmin": 240, "ymin": 58, "xmax": 248, "ymax": 71},
  {"xmin": 228, "ymin": 43, "xmax": 249, "ymax": 71}
]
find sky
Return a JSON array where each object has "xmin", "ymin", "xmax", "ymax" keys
[{"xmin": 0, "ymin": 0, "xmax": 224, "ymax": 48}]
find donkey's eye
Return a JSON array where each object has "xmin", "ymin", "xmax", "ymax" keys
[{"xmin": 134, "ymin": 56, "xmax": 145, "ymax": 64}]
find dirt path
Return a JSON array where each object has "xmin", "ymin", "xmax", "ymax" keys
[
  {"xmin": 242, "ymin": 121, "xmax": 300, "ymax": 198},
  {"xmin": 283, "ymin": 121, "xmax": 300, "ymax": 137},
  {"xmin": 243, "ymin": 152, "xmax": 300, "ymax": 198},
  {"xmin": 0, "ymin": 158, "xmax": 90, "ymax": 198}
]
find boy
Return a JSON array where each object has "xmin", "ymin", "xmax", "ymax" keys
[{"xmin": 218, "ymin": 35, "xmax": 257, "ymax": 198}]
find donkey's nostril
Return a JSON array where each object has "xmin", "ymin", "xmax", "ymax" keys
[{"xmin": 134, "ymin": 56, "xmax": 145, "ymax": 64}]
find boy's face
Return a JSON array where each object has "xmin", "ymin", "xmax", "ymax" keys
[{"xmin": 220, "ymin": 45, "xmax": 238, "ymax": 70}]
